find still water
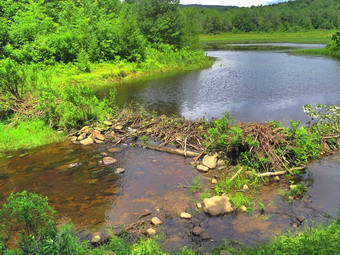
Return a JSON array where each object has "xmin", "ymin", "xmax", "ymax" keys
[{"xmin": 116, "ymin": 44, "xmax": 340, "ymax": 123}]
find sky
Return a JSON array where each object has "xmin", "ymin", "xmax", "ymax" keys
[{"xmin": 180, "ymin": 0, "xmax": 289, "ymax": 7}]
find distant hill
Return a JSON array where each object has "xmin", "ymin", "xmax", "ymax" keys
[{"xmin": 179, "ymin": 4, "xmax": 238, "ymax": 10}]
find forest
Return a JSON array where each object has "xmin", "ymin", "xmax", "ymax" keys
[{"xmin": 181, "ymin": 0, "xmax": 340, "ymax": 34}]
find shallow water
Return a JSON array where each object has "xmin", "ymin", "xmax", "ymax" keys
[
  {"xmin": 0, "ymin": 141, "xmax": 339, "ymax": 250},
  {"xmin": 115, "ymin": 43, "xmax": 340, "ymax": 123}
]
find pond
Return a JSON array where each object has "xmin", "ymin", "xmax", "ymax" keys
[{"xmin": 116, "ymin": 43, "xmax": 340, "ymax": 123}]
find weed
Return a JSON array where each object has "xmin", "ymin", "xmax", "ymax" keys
[{"xmin": 190, "ymin": 176, "xmax": 203, "ymax": 193}]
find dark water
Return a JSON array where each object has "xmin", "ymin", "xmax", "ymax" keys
[{"xmin": 116, "ymin": 43, "xmax": 340, "ymax": 123}]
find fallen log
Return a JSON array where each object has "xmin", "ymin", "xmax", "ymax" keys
[
  {"xmin": 144, "ymin": 144, "xmax": 200, "ymax": 157},
  {"xmin": 256, "ymin": 166, "xmax": 306, "ymax": 177}
]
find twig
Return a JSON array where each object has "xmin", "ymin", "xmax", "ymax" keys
[{"xmin": 230, "ymin": 167, "xmax": 244, "ymax": 182}]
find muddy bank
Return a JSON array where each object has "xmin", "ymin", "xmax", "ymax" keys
[{"xmin": 0, "ymin": 139, "xmax": 339, "ymax": 251}]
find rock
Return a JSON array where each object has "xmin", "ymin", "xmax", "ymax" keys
[
  {"xmin": 104, "ymin": 121, "xmax": 113, "ymax": 126},
  {"xmin": 114, "ymin": 125, "xmax": 123, "ymax": 130},
  {"xmin": 103, "ymin": 157, "xmax": 117, "ymax": 165},
  {"xmin": 202, "ymin": 154, "xmax": 218, "ymax": 169},
  {"xmin": 71, "ymin": 136, "xmax": 78, "ymax": 142},
  {"xmin": 274, "ymin": 176, "xmax": 280, "ymax": 181},
  {"xmin": 180, "ymin": 212, "xmax": 192, "ymax": 219},
  {"xmin": 91, "ymin": 232, "xmax": 102, "ymax": 243},
  {"xmin": 93, "ymin": 130, "xmax": 105, "ymax": 141},
  {"xmin": 203, "ymin": 196, "xmax": 234, "ymax": 216},
  {"xmin": 151, "ymin": 217, "xmax": 163, "ymax": 225},
  {"xmin": 115, "ymin": 168, "xmax": 125, "ymax": 174},
  {"xmin": 77, "ymin": 133, "xmax": 87, "ymax": 141},
  {"xmin": 211, "ymin": 179, "xmax": 218, "ymax": 184},
  {"xmin": 197, "ymin": 165, "xmax": 209, "ymax": 172},
  {"xmin": 146, "ymin": 228, "xmax": 157, "ymax": 236},
  {"xmin": 243, "ymin": 184, "xmax": 249, "ymax": 191},
  {"xmin": 107, "ymin": 147, "xmax": 121, "ymax": 153},
  {"xmin": 100, "ymin": 152, "xmax": 108, "ymax": 156},
  {"xmin": 68, "ymin": 162, "xmax": 81, "ymax": 168},
  {"xmin": 239, "ymin": 205, "xmax": 247, "ymax": 212},
  {"xmin": 80, "ymin": 137, "xmax": 94, "ymax": 145},
  {"xmin": 151, "ymin": 160, "xmax": 158, "ymax": 163},
  {"xmin": 296, "ymin": 216, "xmax": 305, "ymax": 223},
  {"xmin": 192, "ymin": 227, "xmax": 204, "ymax": 236},
  {"xmin": 217, "ymin": 159, "xmax": 225, "ymax": 167},
  {"xmin": 196, "ymin": 203, "xmax": 202, "ymax": 209},
  {"xmin": 201, "ymin": 232, "xmax": 212, "ymax": 241},
  {"xmin": 95, "ymin": 139, "xmax": 104, "ymax": 144}
]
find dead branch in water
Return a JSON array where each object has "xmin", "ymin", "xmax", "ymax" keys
[
  {"xmin": 144, "ymin": 144, "xmax": 200, "ymax": 157},
  {"xmin": 256, "ymin": 166, "xmax": 306, "ymax": 177}
]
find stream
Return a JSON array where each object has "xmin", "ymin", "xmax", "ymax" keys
[{"xmin": 0, "ymin": 43, "xmax": 339, "ymax": 251}]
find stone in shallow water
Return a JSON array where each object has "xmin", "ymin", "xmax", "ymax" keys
[
  {"xmin": 192, "ymin": 226, "xmax": 204, "ymax": 236},
  {"xmin": 151, "ymin": 217, "xmax": 163, "ymax": 225},
  {"xmin": 80, "ymin": 137, "xmax": 94, "ymax": 145},
  {"xmin": 103, "ymin": 157, "xmax": 117, "ymax": 165},
  {"xmin": 115, "ymin": 168, "xmax": 125, "ymax": 174},
  {"xmin": 180, "ymin": 212, "xmax": 192, "ymax": 219},
  {"xmin": 203, "ymin": 195, "xmax": 234, "ymax": 216},
  {"xmin": 197, "ymin": 165, "xmax": 209, "ymax": 172}
]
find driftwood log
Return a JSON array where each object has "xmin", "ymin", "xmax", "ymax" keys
[
  {"xmin": 144, "ymin": 144, "xmax": 200, "ymax": 157},
  {"xmin": 256, "ymin": 166, "xmax": 306, "ymax": 177}
]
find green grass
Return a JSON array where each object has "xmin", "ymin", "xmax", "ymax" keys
[
  {"xmin": 214, "ymin": 221, "xmax": 340, "ymax": 255},
  {"xmin": 0, "ymin": 119, "xmax": 65, "ymax": 152},
  {"xmin": 292, "ymin": 48, "xmax": 340, "ymax": 59},
  {"xmin": 199, "ymin": 30, "xmax": 335, "ymax": 45}
]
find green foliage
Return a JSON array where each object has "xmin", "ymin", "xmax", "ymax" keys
[
  {"xmin": 286, "ymin": 120, "xmax": 321, "ymax": 165},
  {"xmin": 0, "ymin": 119, "xmax": 64, "ymax": 152},
  {"xmin": 0, "ymin": 191, "xmax": 57, "ymax": 254},
  {"xmin": 37, "ymin": 84, "xmax": 116, "ymax": 129},
  {"xmin": 327, "ymin": 32, "xmax": 340, "ymax": 51},
  {"xmin": 217, "ymin": 222, "xmax": 340, "ymax": 255},
  {"xmin": 190, "ymin": 176, "xmax": 203, "ymax": 193}
]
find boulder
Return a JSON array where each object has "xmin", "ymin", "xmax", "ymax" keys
[
  {"xmin": 203, "ymin": 196, "xmax": 234, "ymax": 216},
  {"xmin": 80, "ymin": 137, "xmax": 94, "ymax": 145},
  {"xmin": 196, "ymin": 165, "xmax": 209, "ymax": 172},
  {"xmin": 202, "ymin": 154, "xmax": 218, "ymax": 169},
  {"xmin": 103, "ymin": 157, "xmax": 117, "ymax": 165},
  {"xmin": 180, "ymin": 212, "xmax": 192, "ymax": 219},
  {"xmin": 151, "ymin": 217, "xmax": 163, "ymax": 225}
]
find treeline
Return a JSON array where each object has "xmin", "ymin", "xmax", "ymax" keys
[
  {"xmin": 0, "ymin": 0, "xmax": 198, "ymax": 64},
  {"xmin": 181, "ymin": 0, "xmax": 340, "ymax": 34}
]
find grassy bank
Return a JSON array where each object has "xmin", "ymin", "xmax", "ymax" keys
[
  {"xmin": 292, "ymin": 48, "xmax": 340, "ymax": 59},
  {"xmin": 199, "ymin": 30, "xmax": 335, "ymax": 44},
  {"xmin": 0, "ymin": 47, "xmax": 211, "ymax": 153}
]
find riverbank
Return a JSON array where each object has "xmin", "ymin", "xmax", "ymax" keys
[
  {"xmin": 292, "ymin": 48, "xmax": 340, "ymax": 59},
  {"xmin": 199, "ymin": 30, "xmax": 335, "ymax": 45},
  {"xmin": 0, "ymin": 48, "xmax": 212, "ymax": 153}
]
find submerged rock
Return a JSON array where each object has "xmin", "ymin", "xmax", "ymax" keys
[
  {"xmin": 107, "ymin": 147, "xmax": 121, "ymax": 153},
  {"xmin": 80, "ymin": 137, "xmax": 94, "ymax": 145},
  {"xmin": 202, "ymin": 154, "xmax": 218, "ymax": 169},
  {"xmin": 91, "ymin": 232, "xmax": 102, "ymax": 244},
  {"xmin": 103, "ymin": 157, "xmax": 117, "ymax": 165},
  {"xmin": 203, "ymin": 196, "xmax": 234, "ymax": 216},
  {"xmin": 192, "ymin": 226, "xmax": 204, "ymax": 236}
]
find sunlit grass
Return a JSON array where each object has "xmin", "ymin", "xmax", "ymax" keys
[
  {"xmin": 0, "ymin": 119, "xmax": 65, "ymax": 152},
  {"xmin": 199, "ymin": 30, "xmax": 335, "ymax": 44}
]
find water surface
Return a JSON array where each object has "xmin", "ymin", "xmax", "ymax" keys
[{"xmin": 116, "ymin": 43, "xmax": 340, "ymax": 123}]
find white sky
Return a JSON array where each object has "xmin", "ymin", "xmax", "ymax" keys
[{"xmin": 180, "ymin": 0, "xmax": 288, "ymax": 7}]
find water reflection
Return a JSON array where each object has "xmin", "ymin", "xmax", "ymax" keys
[{"xmin": 115, "ymin": 43, "xmax": 340, "ymax": 123}]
